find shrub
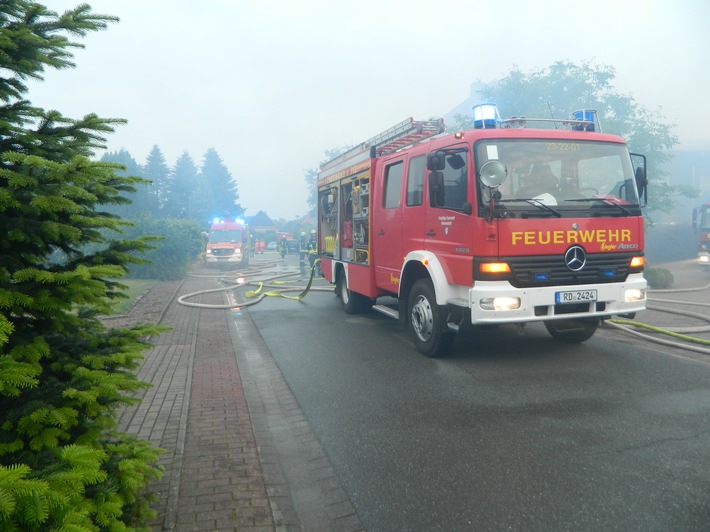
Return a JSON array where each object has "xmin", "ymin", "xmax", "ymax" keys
[{"xmin": 644, "ymin": 266, "xmax": 674, "ymax": 289}]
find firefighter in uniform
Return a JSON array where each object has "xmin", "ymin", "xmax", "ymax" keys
[
  {"xmin": 279, "ymin": 235, "xmax": 288, "ymax": 259},
  {"xmin": 299, "ymin": 231, "xmax": 308, "ymax": 270},
  {"xmin": 307, "ymin": 229, "xmax": 321, "ymax": 276}
]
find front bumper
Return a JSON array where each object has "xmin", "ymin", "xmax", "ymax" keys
[
  {"xmin": 205, "ymin": 252, "xmax": 243, "ymax": 263},
  {"xmin": 469, "ymin": 274, "xmax": 647, "ymax": 324}
]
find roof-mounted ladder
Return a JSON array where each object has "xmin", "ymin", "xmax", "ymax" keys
[
  {"xmin": 368, "ymin": 117, "xmax": 445, "ymax": 157},
  {"xmin": 319, "ymin": 117, "xmax": 445, "ymax": 176}
]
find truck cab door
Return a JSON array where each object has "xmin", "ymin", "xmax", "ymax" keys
[
  {"xmin": 373, "ymin": 156, "xmax": 427, "ymax": 292},
  {"xmin": 424, "ymin": 148, "xmax": 472, "ymax": 280},
  {"xmin": 373, "ymin": 159, "xmax": 404, "ymax": 291}
]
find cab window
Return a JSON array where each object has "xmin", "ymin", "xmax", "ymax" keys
[
  {"xmin": 406, "ymin": 155, "xmax": 426, "ymax": 206},
  {"xmin": 430, "ymin": 150, "xmax": 468, "ymax": 211},
  {"xmin": 383, "ymin": 161, "xmax": 403, "ymax": 209}
]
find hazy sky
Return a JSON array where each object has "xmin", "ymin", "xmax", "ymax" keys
[{"xmin": 31, "ymin": 0, "xmax": 710, "ymax": 220}]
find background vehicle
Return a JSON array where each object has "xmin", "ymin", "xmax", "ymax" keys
[
  {"xmin": 316, "ymin": 105, "xmax": 649, "ymax": 357},
  {"xmin": 692, "ymin": 200, "xmax": 710, "ymax": 268},
  {"xmin": 266, "ymin": 241, "xmax": 278, "ymax": 251},
  {"xmin": 204, "ymin": 218, "xmax": 250, "ymax": 267},
  {"xmin": 286, "ymin": 239, "xmax": 299, "ymax": 254}
]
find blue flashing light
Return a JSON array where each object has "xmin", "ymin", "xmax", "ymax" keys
[
  {"xmin": 572, "ymin": 109, "xmax": 596, "ymax": 131},
  {"xmin": 472, "ymin": 103, "xmax": 501, "ymax": 129},
  {"xmin": 533, "ymin": 272, "xmax": 550, "ymax": 281},
  {"xmin": 602, "ymin": 268, "xmax": 616, "ymax": 278}
]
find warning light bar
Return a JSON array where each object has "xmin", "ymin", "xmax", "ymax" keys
[{"xmin": 472, "ymin": 104, "xmax": 501, "ymax": 129}]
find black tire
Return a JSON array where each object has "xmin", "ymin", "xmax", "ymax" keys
[
  {"xmin": 544, "ymin": 318, "xmax": 598, "ymax": 343},
  {"xmin": 408, "ymin": 279, "xmax": 455, "ymax": 357},
  {"xmin": 336, "ymin": 270, "xmax": 372, "ymax": 314}
]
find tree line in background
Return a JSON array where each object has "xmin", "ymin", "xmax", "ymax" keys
[
  {"xmin": 102, "ymin": 146, "xmax": 242, "ymax": 223},
  {"xmin": 100, "ymin": 146, "xmax": 243, "ymax": 279}
]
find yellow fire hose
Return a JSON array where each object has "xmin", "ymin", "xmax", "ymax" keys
[
  {"xmin": 607, "ymin": 285, "xmax": 710, "ymax": 354},
  {"xmin": 178, "ymin": 259, "xmax": 330, "ymax": 309}
]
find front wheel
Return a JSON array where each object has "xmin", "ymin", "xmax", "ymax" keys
[
  {"xmin": 544, "ymin": 318, "xmax": 598, "ymax": 343},
  {"xmin": 408, "ymin": 279, "xmax": 455, "ymax": 357}
]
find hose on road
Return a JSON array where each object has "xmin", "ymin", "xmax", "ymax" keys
[
  {"xmin": 178, "ymin": 259, "xmax": 331, "ymax": 309},
  {"xmin": 608, "ymin": 281, "xmax": 710, "ymax": 355}
]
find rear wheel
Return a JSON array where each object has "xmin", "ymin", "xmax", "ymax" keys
[
  {"xmin": 408, "ymin": 279, "xmax": 455, "ymax": 357},
  {"xmin": 544, "ymin": 318, "xmax": 598, "ymax": 343},
  {"xmin": 336, "ymin": 270, "xmax": 372, "ymax": 314}
]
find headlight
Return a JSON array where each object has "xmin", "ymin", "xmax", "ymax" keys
[
  {"xmin": 480, "ymin": 297, "xmax": 521, "ymax": 311},
  {"xmin": 624, "ymin": 289, "xmax": 645, "ymax": 302}
]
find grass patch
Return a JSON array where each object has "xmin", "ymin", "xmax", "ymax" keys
[{"xmin": 110, "ymin": 279, "xmax": 159, "ymax": 314}]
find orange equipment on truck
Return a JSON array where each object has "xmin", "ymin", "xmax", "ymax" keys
[
  {"xmin": 692, "ymin": 200, "xmax": 710, "ymax": 269},
  {"xmin": 204, "ymin": 217, "xmax": 250, "ymax": 267},
  {"xmin": 316, "ymin": 106, "xmax": 649, "ymax": 357}
]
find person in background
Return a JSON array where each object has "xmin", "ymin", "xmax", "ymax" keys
[
  {"xmin": 299, "ymin": 232, "xmax": 308, "ymax": 270},
  {"xmin": 307, "ymin": 229, "xmax": 321, "ymax": 276},
  {"xmin": 279, "ymin": 235, "xmax": 288, "ymax": 258}
]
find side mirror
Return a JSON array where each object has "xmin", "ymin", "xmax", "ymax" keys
[
  {"xmin": 447, "ymin": 153, "xmax": 465, "ymax": 170},
  {"xmin": 692, "ymin": 207, "xmax": 698, "ymax": 231},
  {"xmin": 634, "ymin": 166, "xmax": 647, "ymax": 206},
  {"xmin": 427, "ymin": 151, "xmax": 446, "ymax": 171},
  {"xmin": 630, "ymin": 153, "xmax": 648, "ymax": 206},
  {"xmin": 428, "ymin": 171, "xmax": 444, "ymax": 207}
]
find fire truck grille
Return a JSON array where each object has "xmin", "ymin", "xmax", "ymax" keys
[
  {"xmin": 504, "ymin": 252, "xmax": 636, "ymax": 288},
  {"xmin": 212, "ymin": 248, "xmax": 234, "ymax": 256}
]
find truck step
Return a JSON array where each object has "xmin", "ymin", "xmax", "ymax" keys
[{"xmin": 372, "ymin": 304, "xmax": 399, "ymax": 320}]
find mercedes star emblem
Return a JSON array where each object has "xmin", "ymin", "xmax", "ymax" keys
[{"xmin": 564, "ymin": 246, "xmax": 586, "ymax": 271}]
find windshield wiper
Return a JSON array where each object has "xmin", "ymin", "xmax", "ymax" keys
[
  {"xmin": 565, "ymin": 197, "xmax": 634, "ymax": 216},
  {"xmin": 500, "ymin": 198, "xmax": 562, "ymax": 218}
]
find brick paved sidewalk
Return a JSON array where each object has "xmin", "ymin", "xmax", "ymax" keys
[{"xmin": 117, "ymin": 274, "xmax": 363, "ymax": 531}]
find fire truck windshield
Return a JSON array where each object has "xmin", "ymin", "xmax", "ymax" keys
[
  {"xmin": 209, "ymin": 229, "xmax": 242, "ymax": 243},
  {"xmin": 476, "ymin": 139, "xmax": 640, "ymax": 216}
]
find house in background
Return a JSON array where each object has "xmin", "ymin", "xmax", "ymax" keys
[{"xmin": 246, "ymin": 210, "xmax": 278, "ymax": 240}]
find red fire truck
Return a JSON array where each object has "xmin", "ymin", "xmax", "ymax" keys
[
  {"xmin": 204, "ymin": 217, "xmax": 251, "ymax": 267},
  {"xmin": 692, "ymin": 200, "xmax": 710, "ymax": 268},
  {"xmin": 316, "ymin": 105, "xmax": 649, "ymax": 357}
]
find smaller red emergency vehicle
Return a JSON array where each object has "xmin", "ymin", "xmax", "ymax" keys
[
  {"xmin": 204, "ymin": 218, "xmax": 250, "ymax": 267},
  {"xmin": 692, "ymin": 200, "xmax": 710, "ymax": 268}
]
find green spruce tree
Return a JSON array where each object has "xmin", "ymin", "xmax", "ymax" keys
[
  {"xmin": 200, "ymin": 147, "xmax": 242, "ymax": 217},
  {"xmin": 0, "ymin": 2, "xmax": 164, "ymax": 529},
  {"xmin": 143, "ymin": 145, "xmax": 171, "ymax": 215},
  {"xmin": 102, "ymin": 149, "xmax": 153, "ymax": 219},
  {"xmin": 165, "ymin": 150, "xmax": 198, "ymax": 219}
]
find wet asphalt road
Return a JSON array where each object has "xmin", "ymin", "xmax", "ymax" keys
[{"xmin": 245, "ymin": 258, "xmax": 710, "ymax": 531}]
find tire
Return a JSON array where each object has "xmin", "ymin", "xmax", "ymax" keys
[
  {"xmin": 336, "ymin": 270, "xmax": 372, "ymax": 314},
  {"xmin": 544, "ymin": 318, "xmax": 598, "ymax": 343},
  {"xmin": 408, "ymin": 279, "xmax": 455, "ymax": 357}
]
